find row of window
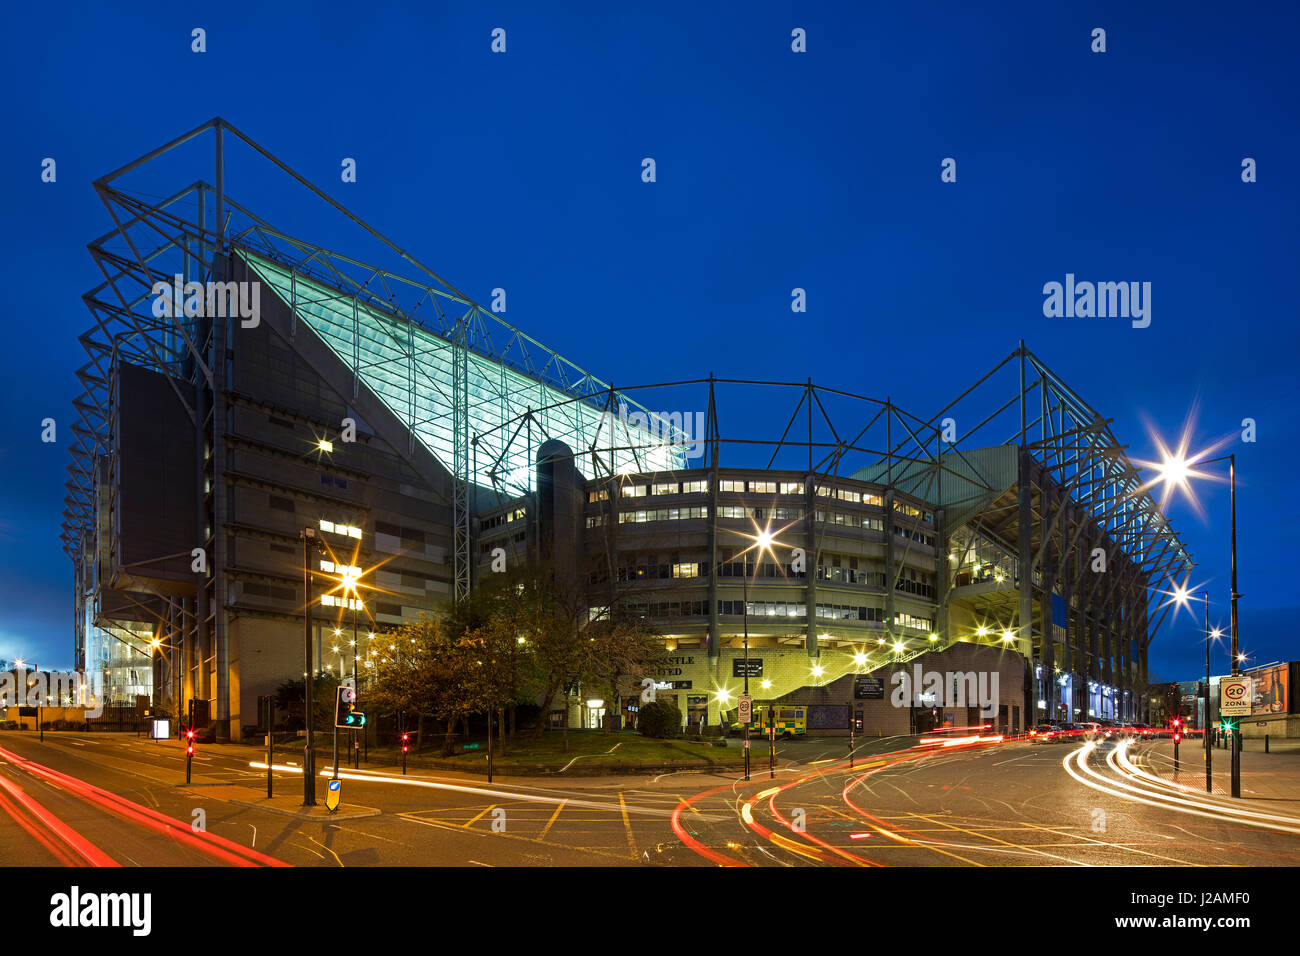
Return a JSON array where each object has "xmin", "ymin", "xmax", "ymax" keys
[
  {"xmin": 321, "ymin": 594, "xmax": 363, "ymax": 609},
  {"xmin": 625, "ymin": 600, "xmax": 710, "ymax": 618},
  {"xmin": 816, "ymin": 510, "xmax": 885, "ymax": 531},
  {"xmin": 893, "ymin": 525, "xmax": 936, "ymax": 548},
  {"xmin": 617, "ymin": 563, "xmax": 704, "ymax": 581},
  {"xmin": 818, "ymin": 567, "xmax": 887, "ymax": 586},
  {"xmin": 818, "ymin": 604, "xmax": 886, "ymax": 621},
  {"xmin": 611, "ymin": 560, "xmax": 933, "ymax": 594},
  {"xmin": 718, "ymin": 600, "xmax": 804, "ymax": 618},
  {"xmin": 716, "ymin": 505, "xmax": 804, "ymax": 521},
  {"xmin": 591, "ymin": 480, "xmax": 915, "ymax": 505},
  {"xmin": 617, "ymin": 507, "xmax": 709, "ymax": 524},
  {"xmin": 895, "ymin": 612, "xmax": 933, "ymax": 631},
  {"xmin": 895, "ymin": 566, "xmax": 936, "ymax": 598},
  {"xmin": 479, "ymin": 532, "xmax": 526, "ymax": 554},
  {"xmin": 319, "ymin": 519, "xmax": 363, "ymax": 539},
  {"xmin": 480, "ymin": 507, "xmax": 526, "ymax": 532},
  {"xmin": 893, "ymin": 501, "xmax": 934, "ymax": 523},
  {"xmin": 815, "ymin": 485, "xmax": 884, "ymax": 506}
]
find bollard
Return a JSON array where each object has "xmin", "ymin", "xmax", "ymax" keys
[{"xmin": 1265, "ymin": 734, "xmax": 1269, "ymax": 754}]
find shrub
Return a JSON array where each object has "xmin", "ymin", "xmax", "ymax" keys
[
  {"xmin": 712, "ymin": 738, "xmax": 728, "ymax": 748},
  {"xmin": 638, "ymin": 700, "xmax": 682, "ymax": 739}
]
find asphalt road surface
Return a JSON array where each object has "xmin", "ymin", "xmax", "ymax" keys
[{"xmin": 0, "ymin": 731, "xmax": 1296, "ymax": 867}]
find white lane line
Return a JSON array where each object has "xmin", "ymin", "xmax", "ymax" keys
[{"xmin": 249, "ymin": 761, "xmax": 723, "ymax": 821}]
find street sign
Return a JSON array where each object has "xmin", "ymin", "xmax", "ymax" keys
[
  {"xmin": 732, "ymin": 659, "xmax": 763, "ymax": 678},
  {"xmin": 738, "ymin": 695, "xmax": 752, "ymax": 724},
  {"xmin": 854, "ymin": 676, "xmax": 885, "ymax": 700},
  {"xmin": 1220, "ymin": 676, "xmax": 1251, "ymax": 716},
  {"xmin": 325, "ymin": 778, "xmax": 342, "ymax": 813}
]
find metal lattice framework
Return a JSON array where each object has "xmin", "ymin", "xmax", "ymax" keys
[{"xmin": 64, "ymin": 118, "xmax": 685, "ymax": 604}]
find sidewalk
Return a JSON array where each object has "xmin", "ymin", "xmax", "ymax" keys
[{"xmin": 1149, "ymin": 739, "xmax": 1300, "ymax": 805}]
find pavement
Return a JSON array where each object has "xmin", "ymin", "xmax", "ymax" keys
[
  {"xmin": 1147, "ymin": 738, "xmax": 1300, "ymax": 804},
  {"xmin": 2, "ymin": 730, "xmax": 1298, "ymax": 867}
]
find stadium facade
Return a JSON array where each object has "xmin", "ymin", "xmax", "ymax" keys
[{"xmin": 65, "ymin": 120, "xmax": 1194, "ymax": 739}]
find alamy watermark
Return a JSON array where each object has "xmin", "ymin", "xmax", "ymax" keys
[
  {"xmin": 151, "ymin": 274, "xmax": 261, "ymax": 328},
  {"xmin": 1, "ymin": 668, "xmax": 103, "ymax": 717},
  {"xmin": 1042, "ymin": 274, "xmax": 1150, "ymax": 329},
  {"xmin": 602, "ymin": 401, "xmax": 706, "ymax": 461},
  {"xmin": 890, "ymin": 664, "xmax": 999, "ymax": 719}
]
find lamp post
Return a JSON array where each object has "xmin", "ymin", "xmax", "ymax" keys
[
  {"xmin": 1150, "ymin": 447, "xmax": 1241, "ymax": 798},
  {"xmin": 301, "ymin": 527, "xmax": 327, "ymax": 806}
]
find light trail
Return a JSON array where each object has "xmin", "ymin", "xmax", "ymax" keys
[
  {"xmin": 250, "ymin": 762, "xmax": 707, "ymax": 820},
  {"xmin": 1061, "ymin": 741, "xmax": 1300, "ymax": 836},
  {"xmin": 0, "ymin": 745, "xmax": 288, "ymax": 866}
]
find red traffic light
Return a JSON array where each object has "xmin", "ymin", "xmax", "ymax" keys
[
  {"xmin": 401, "ymin": 733, "xmax": 411, "ymax": 753},
  {"xmin": 1173, "ymin": 733, "xmax": 1182, "ymax": 743}
]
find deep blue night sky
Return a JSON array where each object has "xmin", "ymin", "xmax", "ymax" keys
[{"xmin": 1, "ymin": 2, "xmax": 1296, "ymax": 680}]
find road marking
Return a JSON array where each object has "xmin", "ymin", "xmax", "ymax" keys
[
  {"xmin": 558, "ymin": 742, "xmax": 623, "ymax": 774},
  {"xmin": 905, "ymin": 812, "xmax": 1085, "ymax": 866},
  {"xmin": 463, "ymin": 804, "xmax": 497, "ymax": 828},
  {"xmin": 398, "ymin": 812, "xmax": 636, "ymax": 864},
  {"xmin": 539, "ymin": 800, "xmax": 566, "ymax": 841},
  {"xmin": 619, "ymin": 792, "xmax": 638, "ymax": 859}
]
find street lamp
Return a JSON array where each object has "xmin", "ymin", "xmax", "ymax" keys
[
  {"xmin": 301, "ymin": 526, "xmax": 328, "ymax": 806},
  {"xmin": 1147, "ymin": 445, "xmax": 1242, "ymax": 797},
  {"xmin": 716, "ymin": 521, "xmax": 787, "ymax": 782},
  {"xmin": 1173, "ymin": 585, "xmax": 1219, "ymax": 793}
]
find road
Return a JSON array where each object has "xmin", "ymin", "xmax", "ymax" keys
[{"xmin": 0, "ymin": 731, "xmax": 1297, "ymax": 867}]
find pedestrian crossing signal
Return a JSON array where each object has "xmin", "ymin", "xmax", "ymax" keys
[{"xmin": 335, "ymin": 685, "xmax": 366, "ymax": 728}]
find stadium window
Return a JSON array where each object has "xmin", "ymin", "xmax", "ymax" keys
[{"xmin": 779, "ymin": 481, "xmax": 802, "ymax": 495}]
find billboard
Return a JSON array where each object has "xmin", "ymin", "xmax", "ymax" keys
[{"xmin": 1250, "ymin": 663, "xmax": 1289, "ymax": 716}]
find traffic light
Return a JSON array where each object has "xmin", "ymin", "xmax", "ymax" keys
[
  {"xmin": 185, "ymin": 727, "xmax": 195, "ymax": 755},
  {"xmin": 400, "ymin": 732, "xmax": 411, "ymax": 754},
  {"xmin": 335, "ymin": 685, "xmax": 366, "ymax": 729}
]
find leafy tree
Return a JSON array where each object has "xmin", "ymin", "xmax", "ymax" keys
[
  {"xmin": 274, "ymin": 672, "xmax": 340, "ymax": 731},
  {"xmin": 580, "ymin": 612, "xmax": 663, "ymax": 735}
]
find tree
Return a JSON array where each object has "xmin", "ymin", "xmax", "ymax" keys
[
  {"xmin": 274, "ymin": 672, "xmax": 340, "ymax": 731},
  {"xmin": 367, "ymin": 615, "xmax": 482, "ymax": 755},
  {"xmin": 580, "ymin": 612, "xmax": 663, "ymax": 735},
  {"xmin": 489, "ymin": 565, "xmax": 587, "ymax": 742}
]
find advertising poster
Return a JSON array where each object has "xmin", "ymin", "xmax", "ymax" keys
[{"xmin": 1250, "ymin": 663, "xmax": 1289, "ymax": 715}]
